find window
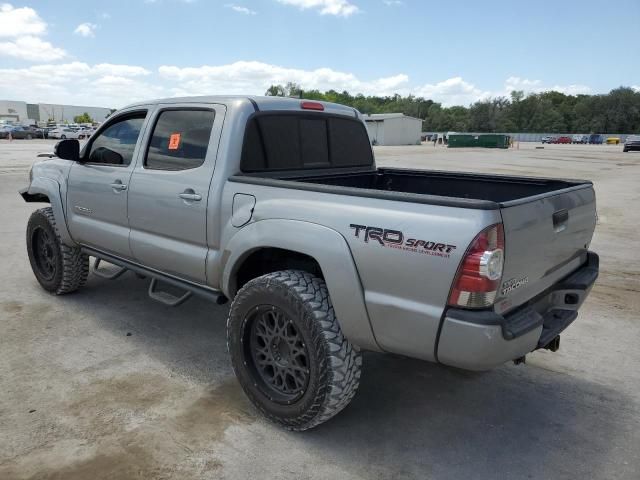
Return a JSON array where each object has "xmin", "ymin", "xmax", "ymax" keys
[
  {"xmin": 240, "ymin": 113, "xmax": 374, "ymax": 172},
  {"xmin": 145, "ymin": 109, "xmax": 215, "ymax": 171},
  {"xmin": 87, "ymin": 113, "xmax": 146, "ymax": 166}
]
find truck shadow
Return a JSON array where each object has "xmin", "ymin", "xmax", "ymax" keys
[
  {"xmin": 301, "ymin": 353, "xmax": 634, "ymax": 479},
  {"xmin": 62, "ymin": 273, "xmax": 634, "ymax": 480}
]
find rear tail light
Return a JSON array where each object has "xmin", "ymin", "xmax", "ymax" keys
[{"xmin": 448, "ymin": 223, "xmax": 504, "ymax": 308}]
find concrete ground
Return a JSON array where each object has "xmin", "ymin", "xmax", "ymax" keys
[{"xmin": 1, "ymin": 140, "xmax": 639, "ymax": 479}]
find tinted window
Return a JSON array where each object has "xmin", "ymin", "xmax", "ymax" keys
[
  {"xmin": 240, "ymin": 113, "xmax": 373, "ymax": 172},
  {"xmin": 145, "ymin": 109, "xmax": 215, "ymax": 171},
  {"xmin": 88, "ymin": 114, "xmax": 146, "ymax": 166}
]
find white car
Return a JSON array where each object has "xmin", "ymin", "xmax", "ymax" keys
[
  {"xmin": 48, "ymin": 127, "xmax": 81, "ymax": 140},
  {"xmin": 76, "ymin": 127, "xmax": 96, "ymax": 139}
]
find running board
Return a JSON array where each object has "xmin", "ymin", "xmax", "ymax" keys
[
  {"xmin": 148, "ymin": 278, "xmax": 192, "ymax": 307},
  {"xmin": 82, "ymin": 247, "xmax": 228, "ymax": 306},
  {"xmin": 92, "ymin": 258, "xmax": 128, "ymax": 280}
]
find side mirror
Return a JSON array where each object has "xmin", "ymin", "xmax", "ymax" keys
[{"xmin": 54, "ymin": 139, "xmax": 80, "ymax": 161}]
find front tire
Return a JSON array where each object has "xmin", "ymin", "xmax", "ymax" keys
[
  {"xmin": 227, "ymin": 270, "xmax": 362, "ymax": 431},
  {"xmin": 26, "ymin": 207, "xmax": 89, "ymax": 294}
]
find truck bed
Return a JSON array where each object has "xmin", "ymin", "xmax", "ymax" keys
[{"xmin": 234, "ymin": 168, "xmax": 592, "ymax": 209}]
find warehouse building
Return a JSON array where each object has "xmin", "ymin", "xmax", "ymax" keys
[
  {"xmin": 363, "ymin": 113, "xmax": 423, "ymax": 146},
  {"xmin": 0, "ymin": 100, "xmax": 112, "ymax": 125}
]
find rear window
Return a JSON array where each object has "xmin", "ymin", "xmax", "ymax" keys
[{"xmin": 240, "ymin": 113, "xmax": 373, "ymax": 172}]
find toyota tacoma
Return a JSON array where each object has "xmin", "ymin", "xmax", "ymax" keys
[{"xmin": 20, "ymin": 96, "xmax": 599, "ymax": 430}]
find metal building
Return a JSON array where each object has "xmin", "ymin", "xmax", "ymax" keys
[
  {"xmin": 0, "ymin": 100, "xmax": 112, "ymax": 125},
  {"xmin": 363, "ymin": 113, "xmax": 423, "ymax": 146}
]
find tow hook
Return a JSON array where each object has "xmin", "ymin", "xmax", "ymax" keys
[{"xmin": 544, "ymin": 335, "xmax": 561, "ymax": 352}]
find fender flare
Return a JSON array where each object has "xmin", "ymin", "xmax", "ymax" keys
[
  {"xmin": 21, "ymin": 177, "xmax": 76, "ymax": 246},
  {"xmin": 221, "ymin": 219, "xmax": 381, "ymax": 352}
]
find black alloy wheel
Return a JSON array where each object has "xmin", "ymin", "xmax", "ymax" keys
[
  {"xmin": 31, "ymin": 226, "xmax": 58, "ymax": 281},
  {"xmin": 245, "ymin": 305, "xmax": 310, "ymax": 403}
]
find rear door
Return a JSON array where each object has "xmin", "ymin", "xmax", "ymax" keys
[
  {"xmin": 127, "ymin": 104, "xmax": 224, "ymax": 284},
  {"xmin": 66, "ymin": 110, "xmax": 148, "ymax": 258},
  {"xmin": 496, "ymin": 185, "xmax": 597, "ymax": 313}
]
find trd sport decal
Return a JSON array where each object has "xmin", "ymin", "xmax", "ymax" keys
[{"xmin": 350, "ymin": 224, "xmax": 456, "ymax": 258}]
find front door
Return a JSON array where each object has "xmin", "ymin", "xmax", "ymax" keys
[
  {"xmin": 127, "ymin": 105, "xmax": 221, "ymax": 284},
  {"xmin": 66, "ymin": 110, "xmax": 148, "ymax": 258}
]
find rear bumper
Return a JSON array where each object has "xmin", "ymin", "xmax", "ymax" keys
[{"xmin": 437, "ymin": 252, "xmax": 599, "ymax": 371}]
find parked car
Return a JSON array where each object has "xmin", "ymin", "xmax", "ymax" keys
[
  {"xmin": 554, "ymin": 136, "xmax": 572, "ymax": 144},
  {"xmin": 48, "ymin": 127, "xmax": 81, "ymax": 140},
  {"xmin": 20, "ymin": 96, "xmax": 598, "ymax": 431},
  {"xmin": 588, "ymin": 134, "xmax": 603, "ymax": 144},
  {"xmin": 623, "ymin": 135, "xmax": 640, "ymax": 152},
  {"xmin": 0, "ymin": 125, "xmax": 41, "ymax": 139},
  {"xmin": 0, "ymin": 125, "xmax": 14, "ymax": 138},
  {"xmin": 76, "ymin": 126, "xmax": 95, "ymax": 139},
  {"xmin": 606, "ymin": 137, "xmax": 620, "ymax": 145},
  {"xmin": 541, "ymin": 135, "xmax": 555, "ymax": 144},
  {"xmin": 572, "ymin": 134, "xmax": 588, "ymax": 144}
]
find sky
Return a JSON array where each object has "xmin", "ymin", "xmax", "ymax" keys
[{"xmin": 0, "ymin": 0, "xmax": 639, "ymax": 108}]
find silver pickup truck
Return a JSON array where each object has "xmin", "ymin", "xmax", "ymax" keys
[{"xmin": 21, "ymin": 96, "xmax": 599, "ymax": 430}]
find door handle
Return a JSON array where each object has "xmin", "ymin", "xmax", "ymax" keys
[
  {"xmin": 110, "ymin": 180, "xmax": 127, "ymax": 192},
  {"xmin": 179, "ymin": 191, "xmax": 202, "ymax": 202}
]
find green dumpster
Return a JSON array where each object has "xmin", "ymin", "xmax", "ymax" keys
[{"xmin": 448, "ymin": 134, "xmax": 511, "ymax": 149}]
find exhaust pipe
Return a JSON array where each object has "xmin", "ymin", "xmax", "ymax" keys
[{"xmin": 543, "ymin": 335, "xmax": 561, "ymax": 352}]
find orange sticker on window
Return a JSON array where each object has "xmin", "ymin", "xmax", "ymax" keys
[{"xmin": 168, "ymin": 133, "xmax": 181, "ymax": 150}]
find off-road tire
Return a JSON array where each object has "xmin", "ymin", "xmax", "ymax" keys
[
  {"xmin": 227, "ymin": 270, "xmax": 362, "ymax": 431},
  {"xmin": 26, "ymin": 207, "xmax": 89, "ymax": 294}
]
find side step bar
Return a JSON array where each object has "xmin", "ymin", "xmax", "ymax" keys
[
  {"xmin": 148, "ymin": 278, "xmax": 192, "ymax": 307},
  {"xmin": 81, "ymin": 247, "xmax": 228, "ymax": 306},
  {"xmin": 92, "ymin": 258, "xmax": 127, "ymax": 280}
]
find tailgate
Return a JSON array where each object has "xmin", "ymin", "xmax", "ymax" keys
[{"xmin": 496, "ymin": 184, "xmax": 596, "ymax": 314}]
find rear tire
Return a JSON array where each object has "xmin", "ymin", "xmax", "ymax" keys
[
  {"xmin": 26, "ymin": 207, "xmax": 89, "ymax": 294},
  {"xmin": 227, "ymin": 270, "xmax": 362, "ymax": 431}
]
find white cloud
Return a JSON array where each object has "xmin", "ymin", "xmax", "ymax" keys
[
  {"xmin": 74, "ymin": 22, "xmax": 97, "ymax": 37},
  {"xmin": 413, "ymin": 77, "xmax": 491, "ymax": 106},
  {"xmin": 93, "ymin": 63, "xmax": 151, "ymax": 77},
  {"xmin": 0, "ymin": 56, "xmax": 600, "ymax": 109},
  {"xmin": 632, "ymin": 86, "xmax": 640, "ymax": 93},
  {"xmin": 0, "ymin": 3, "xmax": 67, "ymax": 61},
  {"xmin": 0, "ymin": 35, "xmax": 66, "ymax": 62},
  {"xmin": 159, "ymin": 61, "xmax": 407, "ymax": 97},
  {"xmin": 0, "ymin": 3, "xmax": 46, "ymax": 37},
  {"xmin": 0, "ymin": 62, "xmax": 161, "ymax": 107},
  {"xmin": 383, "ymin": 0, "xmax": 403, "ymax": 5},
  {"xmin": 226, "ymin": 4, "xmax": 257, "ymax": 14},
  {"xmin": 276, "ymin": 0, "xmax": 359, "ymax": 17},
  {"xmin": 503, "ymin": 76, "xmax": 592, "ymax": 96}
]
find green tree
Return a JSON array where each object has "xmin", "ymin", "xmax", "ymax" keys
[
  {"xmin": 73, "ymin": 112, "xmax": 93, "ymax": 123},
  {"xmin": 261, "ymin": 84, "xmax": 640, "ymax": 133}
]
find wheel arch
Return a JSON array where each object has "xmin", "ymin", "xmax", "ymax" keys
[
  {"xmin": 21, "ymin": 177, "xmax": 75, "ymax": 246},
  {"xmin": 221, "ymin": 219, "xmax": 380, "ymax": 352}
]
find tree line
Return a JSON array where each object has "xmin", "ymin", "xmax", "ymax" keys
[{"xmin": 265, "ymin": 83, "xmax": 640, "ymax": 133}]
